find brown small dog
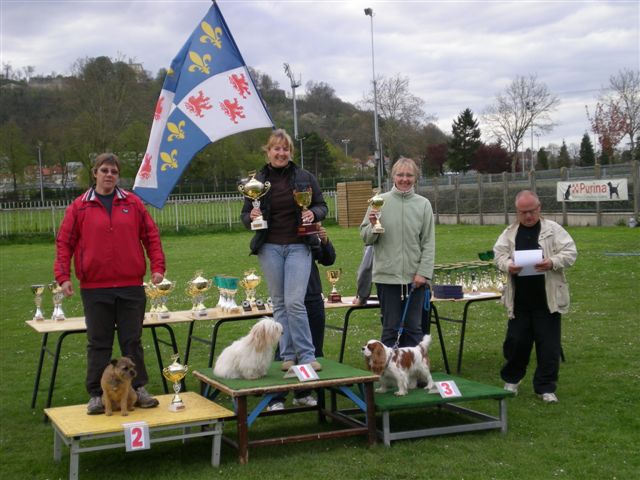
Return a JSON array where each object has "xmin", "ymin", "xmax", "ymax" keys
[{"xmin": 101, "ymin": 357, "xmax": 138, "ymax": 416}]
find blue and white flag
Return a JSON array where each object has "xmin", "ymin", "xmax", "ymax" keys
[{"xmin": 134, "ymin": 2, "xmax": 273, "ymax": 208}]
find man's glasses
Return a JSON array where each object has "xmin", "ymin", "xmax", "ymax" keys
[
  {"xmin": 98, "ymin": 168, "xmax": 119, "ymax": 175},
  {"xmin": 517, "ymin": 206, "xmax": 540, "ymax": 215}
]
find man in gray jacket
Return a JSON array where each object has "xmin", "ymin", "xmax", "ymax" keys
[{"xmin": 494, "ymin": 190, "xmax": 577, "ymax": 403}]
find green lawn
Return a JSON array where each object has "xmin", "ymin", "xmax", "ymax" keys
[{"xmin": 1, "ymin": 225, "xmax": 638, "ymax": 479}]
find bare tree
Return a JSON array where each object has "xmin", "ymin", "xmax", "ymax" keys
[
  {"xmin": 606, "ymin": 69, "xmax": 640, "ymax": 152},
  {"xmin": 483, "ymin": 75, "xmax": 559, "ymax": 172}
]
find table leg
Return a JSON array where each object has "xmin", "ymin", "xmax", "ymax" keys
[
  {"xmin": 69, "ymin": 440, "xmax": 79, "ymax": 480},
  {"xmin": 364, "ymin": 382, "xmax": 376, "ymax": 446},
  {"xmin": 211, "ymin": 421, "xmax": 222, "ymax": 467},
  {"xmin": 429, "ymin": 305, "xmax": 451, "ymax": 374},
  {"xmin": 53, "ymin": 428, "xmax": 62, "ymax": 461},
  {"xmin": 236, "ymin": 396, "xmax": 249, "ymax": 464},
  {"xmin": 150, "ymin": 327, "xmax": 169, "ymax": 393},
  {"xmin": 183, "ymin": 320, "xmax": 196, "ymax": 365},
  {"xmin": 45, "ymin": 332, "xmax": 71, "ymax": 411},
  {"xmin": 31, "ymin": 333, "xmax": 48, "ymax": 409}
]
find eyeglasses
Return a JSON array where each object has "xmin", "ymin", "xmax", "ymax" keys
[
  {"xmin": 394, "ymin": 173, "xmax": 415, "ymax": 178},
  {"xmin": 98, "ymin": 168, "xmax": 119, "ymax": 175},
  {"xmin": 517, "ymin": 206, "xmax": 540, "ymax": 215}
]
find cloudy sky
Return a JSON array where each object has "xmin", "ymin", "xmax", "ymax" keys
[{"xmin": 2, "ymin": 0, "xmax": 639, "ymax": 150}]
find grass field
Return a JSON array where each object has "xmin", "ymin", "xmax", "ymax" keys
[{"xmin": 1, "ymin": 225, "xmax": 638, "ymax": 479}]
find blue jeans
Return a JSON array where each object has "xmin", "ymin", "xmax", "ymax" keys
[{"xmin": 259, "ymin": 243, "xmax": 316, "ymax": 364}]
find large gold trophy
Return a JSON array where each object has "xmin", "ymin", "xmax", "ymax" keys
[
  {"xmin": 48, "ymin": 281, "xmax": 66, "ymax": 321},
  {"xmin": 239, "ymin": 269, "xmax": 261, "ymax": 306},
  {"xmin": 238, "ymin": 171, "xmax": 271, "ymax": 230},
  {"xmin": 186, "ymin": 272, "xmax": 212, "ymax": 318},
  {"xmin": 155, "ymin": 277, "xmax": 175, "ymax": 319},
  {"xmin": 368, "ymin": 189, "xmax": 385, "ymax": 234},
  {"xmin": 162, "ymin": 354, "xmax": 189, "ymax": 412},
  {"xmin": 293, "ymin": 186, "xmax": 319, "ymax": 236},
  {"xmin": 326, "ymin": 269, "xmax": 342, "ymax": 303}
]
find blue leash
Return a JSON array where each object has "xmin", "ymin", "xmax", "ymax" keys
[{"xmin": 392, "ymin": 284, "xmax": 431, "ymax": 351}]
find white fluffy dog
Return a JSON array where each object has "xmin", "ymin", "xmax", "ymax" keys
[
  {"xmin": 362, "ymin": 334, "xmax": 437, "ymax": 396},
  {"xmin": 213, "ymin": 318, "xmax": 282, "ymax": 380}
]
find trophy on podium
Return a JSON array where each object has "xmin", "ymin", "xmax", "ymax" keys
[
  {"xmin": 326, "ymin": 269, "xmax": 342, "ymax": 303},
  {"xmin": 31, "ymin": 284, "xmax": 46, "ymax": 321},
  {"xmin": 238, "ymin": 171, "xmax": 271, "ymax": 230},
  {"xmin": 162, "ymin": 354, "xmax": 189, "ymax": 412},
  {"xmin": 368, "ymin": 189, "xmax": 385, "ymax": 233},
  {"xmin": 239, "ymin": 270, "xmax": 261, "ymax": 306},
  {"xmin": 48, "ymin": 281, "xmax": 66, "ymax": 321},
  {"xmin": 293, "ymin": 186, "xmax": 319, "ymax": 236},
  {"xmin": 156, "ymin": 277, "xmax": 175, "ymax": 319}
]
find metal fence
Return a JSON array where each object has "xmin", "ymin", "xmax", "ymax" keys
[{"xmin": 1, "ymin": 162, "xmax": 638, "ymax": 236}]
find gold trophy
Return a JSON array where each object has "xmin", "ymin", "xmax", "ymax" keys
[
  {"xmin": 48, "ymin": 281, "xmax": 66, "ymax": 321},
  {"xmin": 144, "ymin": 282, "xmax": 161, "ymax": 318},
  {"xmin": 326, "ymin": 269, "xmax": 342, "ymax": 303},
  {"xmin": 293, "ymin": 186, "xmax": 319, "ymax": 236},
  {"xmin": 187, "ymin": 272, "xmax": 211, "ymax": 317},
  {"xmin": 31, "ymin": 284, "xmax": 46, "ymax": 321},
  {"xmin": 156, "ymin": 277, "xmax": 175, "ymax": 319},
  {"xmin": 239, "ymin": 269, "xmax": 261, "ymax": 305},
  {"xmin": 369, "ymin": 189, "xmax": 385, "ymax": 233},
  {"xmin": 162, "ymin": 354, "xmax": 189, "ymax": 412},
  {"xmin": 238, "ymin": 171, "xmax": 271, "ymax": 230}
]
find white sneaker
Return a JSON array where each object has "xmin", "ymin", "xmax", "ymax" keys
[
  {"xmin": 540, "ymin": 392, "xmax": 558, "ymax": 403},
  {"xmin": 292, "ymin": 395, "xmax": 317, "ymax": 407},
  {"xmin": 503, "ymin": 382, "xmax": 520, "ymax": 395},
  {"xmin": 267, "ymin": 402, "xmax": 285, "ymax": 412}
]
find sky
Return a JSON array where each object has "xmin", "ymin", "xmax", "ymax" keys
[{"xmin": 1, "ymin": 0, "xmax": 639, "ymax": 151}]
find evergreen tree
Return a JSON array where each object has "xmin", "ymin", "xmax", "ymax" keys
[
  {"xmin": 579, "ymin": 133, "xmax": 596, "ymax": 166},
  {"xmin": 557, "ymin": 140, "xmax": 571, "ymax": 168},
  {"xmin": 537, "ymin": 147, "xmax": 549, "ymax": 170},
  {"xmin": 447, "ymin": 108, "xmax": 481, "ymax": 172}
]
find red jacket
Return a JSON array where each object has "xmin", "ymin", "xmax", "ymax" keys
[{"xmin": 55, "ymin": 186, "xmax": 165, "ymax": 289}]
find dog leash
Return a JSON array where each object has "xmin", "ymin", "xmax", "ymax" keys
[{"xmin": 391, "ymin": 283, "xmax": 431, "ymax": 352}]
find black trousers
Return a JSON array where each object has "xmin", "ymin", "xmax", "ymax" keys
[
  {"xmin": 81, "ymin": 287, "xmax": 148, "ymax": 397},
  {"xmin": 500, "ymin": 308, "xmax": 561, "ymax": 394},
  {"xmin": 376, "ymin": 283, "xmax": 426, "ymax": 348}
]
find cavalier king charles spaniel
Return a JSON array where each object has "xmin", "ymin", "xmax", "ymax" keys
[
  {"xmin": 362, "ymin": 334, "xmax": 437, "ymax": 396},
  {"xmin": 213, "ymin": 318, "xmax": 282, "ymax": 380}
]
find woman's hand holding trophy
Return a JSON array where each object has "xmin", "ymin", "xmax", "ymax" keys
[
  {"xmin": 238, "ymin": 171, "xmax": 271, "ymax": 230},
  {"xmin": 368, "ymin": 189, "xmax": 385, "ymax": 234}
]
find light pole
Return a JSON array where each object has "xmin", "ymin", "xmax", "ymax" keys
[
  {"xmin": 36, "ymin": 141, "xmax": 44, "ymax": 203},
  {"xmin": 283, "ymin": 63, "xmax": 304, "ymax": 169},
  {"xmin": 525, "ymin": 101, "xmax": 536, "ymax": 172},
  {"xmin": 365, "ymin": 7, "xmax": 382, "ymax": 190},
  {"xmin": 341, "ymin": 138, "xmax": 350, "ymax": 157}
]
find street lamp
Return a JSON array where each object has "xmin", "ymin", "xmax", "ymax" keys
[
  {"xmin": 525, "ymin": 101, "xmax": 536, "ymax": 172},
  {"xmin": 283, "ymin": 63, "xmax": 305, "ymax": 169},
  {"xmin": 365, "ymin": 7, "xmax": 383, "ymax": 190},
  {"xmin": 341, "ymin": 138, "xmax": 350, "ymax": 157},
  {"xmin": 36, "ymin": 141, "xmax": 44, "ymax": 203}
]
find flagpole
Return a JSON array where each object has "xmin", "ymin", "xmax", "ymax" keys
[{"xmin": 365, "ymin": 8, "xmax": 382, "ymax": 191}]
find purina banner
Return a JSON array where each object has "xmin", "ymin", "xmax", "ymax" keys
[{"xmin": 556, "ymin": 179, "xmax": 628, "ymax": 202}]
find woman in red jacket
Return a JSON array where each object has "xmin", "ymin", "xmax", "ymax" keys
[{"xmin": 54, "ymin": 153, "xmax": 166, "ymax": 414}]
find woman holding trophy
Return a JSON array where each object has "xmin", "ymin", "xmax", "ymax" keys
[
  {"xmin": 360, "ymin": 157, "xmax": 435, "ymax": 348},
  {"xmin": 54, "ymin": 153, "xmax": 166, "ymax": 414},
  {"xmin": 240, "ymin": 129, "xmax": 327, "ymax": 372}
]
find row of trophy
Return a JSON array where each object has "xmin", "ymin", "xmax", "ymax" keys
[
  {"xmin": 238, "ymin": 171, "xmax": 319, "ymax": 236},
  {"xmin": 433, "ymin": 261, "xmax": 506, "ymax": 294},
  {"xmin": 31, "ymin": 282, "xmax": 66, "ymax": 321}
]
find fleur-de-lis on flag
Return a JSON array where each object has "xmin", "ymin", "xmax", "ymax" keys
[
  {"xmin": 167, "ymin": 121, "xmax": 186, "ymax": 141},
  {"xmin": 200, "ymin": 21, "xmax": 223, "ymax": 48},
  {"xmin": 160, "ymin": 150, "xmax": 179, "ymax": 171},
  {"xmin": 188, "ymin": 51, "xmax": 212, "ymax": 74}
]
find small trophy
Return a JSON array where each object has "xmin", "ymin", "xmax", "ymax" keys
[
  {"xmin": 326, "ymin": 269, "xmax": 342, "ymax": 303},
  {"xmin": 144, "ymin": 282, "xmax": 160, "ymax": 318},
  {"xmin": 156, "ymin": 277, "xmax": 175, "ymax": 319},
  {"xmin": 48, "ymin": 281, "xmax": 66, "ymax": 321},
  {"xmin": 31, "ymin": 284, "xmax": 46, "ymax": 321},
  {"xmin": 238, "ymin": 171, "xmax": 271, "ymax": 230},
  {"xmin": 187, "ymin": 272, "xmax": 211, "ymax": 318},
  {"xmin": 369, "ymin": 189, "xmax": 385, "ymax": 233},
  {"xmin": 162, "ymin": 354, "xmax": 189, "ymax": 412},
  {"xmin": 293, "ymin": 186, "xmax": 319, "ymax": 236},
  {"xmin": 239, "ymin": 269, "xmax": 261, "ymax": 305}
]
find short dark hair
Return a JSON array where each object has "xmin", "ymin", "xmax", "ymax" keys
[{"xmin": 93, "ymin": 153, "xmax": 121, "ymax": 176}]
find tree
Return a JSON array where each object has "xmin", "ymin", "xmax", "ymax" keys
[
  {"xmin": 298, "ymin": 131, "xmax": 336, "ymax": 178},
  {"xmin": 586, "ymin": 100, "xmax": 628, "ymax": 163},
  {"xmin": 578, "ymin": 133, "xmax": 596, "ymax": 166},
  {"xmin": 471, "ymin": 143, "xmax": 511, "ymax": 173},
  {"xmin": 537, "ymin": 147, "xmax": 549, "ymax": 170},
  {"xmin": 483, "ymin": 74, "xmax": 559, "ymax": 172},
  {"xmin": 0, "ymin": 120, "xmax": 31, "ymax": 193},
  {"xmin": 557, "ymin": 140, "xmax": 571, "ymax": 168},
  {"xmin": 607, "ymin": 69, "xmax": 640, "ymax": 152},
  {"xmin": 447, "ymin": 108, "xmax": 481, "ymax": 173},
  {"xmin": 423, "ymin": 143, "xmax": 447, "ymax": 176}
]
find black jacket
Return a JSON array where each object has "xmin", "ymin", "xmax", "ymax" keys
[{"xmin": 240, "ymin": 162, "xmax": 328, "ymax": 255}]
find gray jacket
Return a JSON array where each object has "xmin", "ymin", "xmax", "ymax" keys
[{"xmin": 493, "ymin": 218, "xmax": 577, "ymax": 318}]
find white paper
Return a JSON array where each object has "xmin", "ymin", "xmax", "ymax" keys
[{"xmin": 513, "ymin": 249, "xmax": 544, "ymax": 276}]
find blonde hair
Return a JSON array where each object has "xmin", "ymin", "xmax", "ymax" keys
[
  {"xmin": 391, "ymin": 157, "xmax": 420, "ymax": 177},
  {"xmin": 263, "ymin": 129, "xmax": 294, "ymax": 156}
]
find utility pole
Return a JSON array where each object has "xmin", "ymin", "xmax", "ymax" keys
[
  {"xmin": 37, "ymin": 141, "xmax": 44, "ymax": 203},
  {"xmin": 283, "ymin": 63, "xmax": 304, "ymax": 169},
  {"xmin": 365, "ymin": 7, "xmax": 383, "ymax": 190},
  {"xmin": 341, "ymin": 138, "xmax": 350, "ymax": 157},
  {"xmin": 526, "ymin": 101, "xmax": 537, "ymax": 172}
]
